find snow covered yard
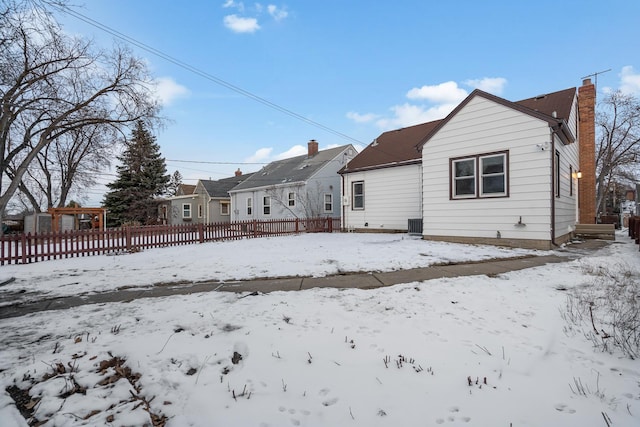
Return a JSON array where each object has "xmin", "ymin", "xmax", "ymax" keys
[{"xmin": 0, "ymin": 233, "xmax": 639, "ymax": 426}]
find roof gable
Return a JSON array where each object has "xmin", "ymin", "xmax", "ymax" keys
[
  {"xmin": 340, "ymin": 120, "xmax": 441, "ymax": 173},
  {"xmin": 417, "ymin": 87, "xmax": 576, "ymax": 149},
  {"xmin": 198, "ymin": 173, "xmax": 255, "ymax": 198},
  {"xmin": 230, "ymin": 145, "xmax": 353, "ymax": 192}
]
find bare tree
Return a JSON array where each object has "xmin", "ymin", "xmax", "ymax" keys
[
  {"xmin": 265, "ymin": 182, "xmax": 326, "ymax": 218},
  {"xmin": 595, "ymin": 91, "xmax": 640, "ymax": 215},
  {"xmin": 15, "ymin": 124, "xmax": 113, "ymax": 210},
  {"xmin": 0, "ymin": 1, "xmax": 159, "ymax": 224}
]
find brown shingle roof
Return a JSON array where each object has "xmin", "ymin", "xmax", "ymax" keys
[
  {"xmin": 339, "ymin": 120, "xmax": 441, "ymax": 173},
  {"xmin": 515, "ymin": 87, "xmax": 576, "ymax": 121},
  {"xmin": 342, "ymin": 86, "xmax": 577, "ymax": 174}
]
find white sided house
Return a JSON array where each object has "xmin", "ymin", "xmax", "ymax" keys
[
  {"xmin": 229, "ymin": 141, "xmax": 356, "ymax": 221},
  {"xmin": 339, "ymin": 120, "xmax": 441, "ymax": 232},
  {"xmin": 341, "ymin": 79, "xmax": 596, "ymax": 249}
]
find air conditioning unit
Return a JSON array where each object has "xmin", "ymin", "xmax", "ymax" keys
[{"xmin": 342, "ymin": 196, "xmax": 350, "ymax": 206}]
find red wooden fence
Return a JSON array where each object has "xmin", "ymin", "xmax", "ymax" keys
[{"xmin": 0, "ymin": 217, "xmax": 340, "ymax": 265}]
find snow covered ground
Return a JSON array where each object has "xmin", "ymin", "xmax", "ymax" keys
[{"xmin": 0, "ymin": 232, "xmax": 639, "ymax": 426}]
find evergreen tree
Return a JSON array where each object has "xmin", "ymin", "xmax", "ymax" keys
[
  {"xmin": 167, "ymin": 170, "xmax": 183, "ymax": 196},
  {"xmin": 103, "ymin": 121, "xmax": 169, "ymax": 227}
]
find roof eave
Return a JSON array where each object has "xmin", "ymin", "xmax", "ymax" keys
[{"xmin": 339, "ymin": 158, "xmax": 422, "ymax": 174}]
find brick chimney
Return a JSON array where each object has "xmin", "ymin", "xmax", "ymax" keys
[
  {"xmin": 235, "ymin": 168, "xmax": 242, "ymax": 176},
  {"xmin": 308, "ymin": 139, "xmax": 319, "ymax": 157},
  {"xmin": 578, "ymin": 78, "xmax": 596, "ymax": 224}
]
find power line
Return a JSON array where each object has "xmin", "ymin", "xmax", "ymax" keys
[
  {"xmin": 49, "ymin": 2, "xmax": 365, "ymax": 146},
  {"xmin": 166, "ymin": 159, "xmax": 268, "ymax": 165}
]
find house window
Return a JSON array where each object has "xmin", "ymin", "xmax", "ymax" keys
[
  {"xmin": 452, "ymin": 158, "xmax": 476, "ymax": 198},
  {"xmin": 555, "ymin": 150, "xmax": 561, "ymax": 198},
  {"xmin": 263, "ymin": 196, "xmax": 271, "ymax": 215},
  {"xmin": 352, "ymin": 181, "xmax": 364, "ymax": 209},
  {"xmin": 197, "ymin": 204, "xmax": 203, "ymax": 218},
  {"xmin": 182, "ymin": 203, "xmax": 191, "ymax": 219},
  {"xmin": 288, "ymin": 192, "xmax": 295, "ymax": 207},
  {"xmin": 480, "ymin": 154, "xmax": 506, "ymax": 196},
  {"xmin": 570, "ymin": 165, "xmax": 573, "ymax": 196},
  {"xmin": 220, "ymin": 202, "xmax": 230, "ymax": 215},
  {"xmin": 324, "ymin": 193, "xmax": 333, "ymax": 213},
  {"xmin": 247, "ymin": 198, "xmax": 252, "ymax": 215},
  {"xmin": 451, "ymin": 151, "xmax": 508, "ymax": 199}
]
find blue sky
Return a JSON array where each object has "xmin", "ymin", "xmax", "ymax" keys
[{"xmin": 51, "ymin": 0, "xmax": 640, "ymax": 203}]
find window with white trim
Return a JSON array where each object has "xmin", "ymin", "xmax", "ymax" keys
[
  {"xmin": 182, "ymin": 203, "xmax": 191, "ymax": 219},
  {"xmin": 220, "ymin": 202, "xmax": 230, "ymax": 215},
  {"xmin": 451, "ymin": 152, "xmax": 508, "ymax": 199},
  {"xmin": 263, "ymin": 196, "xmax": 271, "ymax": 215},
  {"xmin": 198, "ymin": 204, "xmax": 203, "ymax": 218},
  {"xmin": 352, "ymin": 181, "xmax": 364, "ymax": 209},
  {"xmin": 324, "ymin": 193, "xmax": 333, "ymax": 213},
  {"xmin": 480, "ymin": 154, "xmax": 506, "ymax": 196},
  {"xmin": 247, "ymin": 198, "xmax": 252, "ymax": 215},
  {"xmin": 288, "ymin": 192, "xmax": 295, "ymax": 207}
]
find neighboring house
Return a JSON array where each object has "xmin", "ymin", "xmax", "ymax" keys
[
  {"xmin": 341, "ymin": 79, "xmax": 596, "ymax": 249},
  {"xmin": 229, "ymin": 140, "xmax": 356, "ymax": 221},
  {"xmin": 158, "ymin": 171, "xmax": 252, "ymax": 225},
  {"xmin": 175, "ymin": 184, "xmax": 196, "ymax": 196}
]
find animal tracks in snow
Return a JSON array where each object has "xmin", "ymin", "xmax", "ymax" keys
[
  {"xmin": 554, "ymin": 403, "xmax": 576, "ymax": 414},
  {"xmin": 435, "ymin": 406, "xmax": 471, "ymax": 424}
]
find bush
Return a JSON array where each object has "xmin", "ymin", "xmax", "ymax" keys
[{"xmin": 562, "ymin": 262, "xmax": 640, "ymax": 359}]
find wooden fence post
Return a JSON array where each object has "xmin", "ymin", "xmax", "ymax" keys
[
  {"xmin": 327, "ymin": 216, "xmax": 332, "ymax": 232},
  {"xmin": 21, "ymin": 232, "xmax": 27, "ymax": 264},
  {"xmin": 198, "ymin": 222, "xmax": 204, "ymax": 243},
  {"xmin": 253, "ymin": 220, "xmax": 258, "ymax": 238},
  {"xmin": 125, "ymin": 227, "xmax": 132, "ymax": 252},
  {"xmin": 295, "ymin": 218, "xmax": 299, "ymax": 233}
]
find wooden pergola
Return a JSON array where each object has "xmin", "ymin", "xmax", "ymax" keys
[{"xmin": 47, "ymin": 207, "xmax": 106, "ymax": 232}]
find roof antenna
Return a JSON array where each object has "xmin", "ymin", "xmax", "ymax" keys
[{"xmin": 581, "ymin": 68, "xmax": 611, "ymax": 89}]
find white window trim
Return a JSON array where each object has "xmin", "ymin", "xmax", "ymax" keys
[
  {"xmin": 288, "ymin": 192, "xmax": 296, "ymax": 207},
  {"xmin": 182, "ymin": 203, "xmax": 192, "ymax": 219},
  {"xmin": 197, "ymin": 204, "xmax": 203, "ymax": 218},
  {"xmin": 451, "ymin": 151, "xmax": 508, "ymax": 199},
  {"xmin": 480, "ymin": 153, "xmax": 507, "ymax": 197},
  {"xmin": 452, "ymin": 158, "xmax": 477, "ymax": 199},
  {"xmin": 352, "ymin": 181, "xmax": 364, "ymax": 210},
  {"xmin": 324, "ymin": 193, "xmax": 333, "ymax": 213},
  {"xmin": 220, "ymin": 202, "xmax": 230, "ymax": 216},
  {"xmin": 247, "ymin": 198, "xmax": 252, "ymax": 215},
  {"xmin": 263, "ymin": 196, "xmax": 271, "ymax": 216}
]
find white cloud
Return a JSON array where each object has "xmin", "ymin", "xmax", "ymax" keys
[
  {"xmin": 224, "ymin": 14, "xmax": 260, "ymax": 33},
  {"xmin": 375, "ymin": 102, "xmax": 458, "ymax": 129},
  {"xmin": 221, "ymin": 2, "xmax": 288, "ymax": 33},
  {"xmin": 406, "ymin": 81, "xmax": 468, "ymax": 104},
  {"xmin": 274, "ymin": 145, "xmax": 307, "ymax": 160},
  {"xmin": 348, "ymin": 76, "xmax": 508, "ymax": 131},
  {"xmin": 619, "ymin": 65, "xmax": 640, "ymax": 95},
  {"xmin": 267, "ymin": 5, "xmax": 288, "ymax": 21},
  {"xmin": 222, "ymin": 0, "xmax": 244, "ymax": 11},
  {"xmin": 153, "ymin": 77, "xmax": 189, "ymax": 106},
  {"xmin": 464, "ymin": 77, "xmax": 507, "ymax": 95},
  {"xmin": 246, "ymin": 147, "xmax": 273, "ymax": 163},
  {"xmin": 346, "ymin": 111, "xmax": 379, "ymax": 123}
]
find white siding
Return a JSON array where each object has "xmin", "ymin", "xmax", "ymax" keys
[
  {"xmin": 229, "ymin": 146, "xmax": 353, "ymax": 221},
  {"xmin": 422, "ymin": 96, "xmax": 568, "ymax": 242},
  {"xmin": 342, "ymin": 164, "xmax": 422, "ymax": 231}
]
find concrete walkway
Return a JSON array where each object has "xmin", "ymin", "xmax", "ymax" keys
[{"xmin": 0, "ymin": 240, "xmax": 609, "ymax": 320}]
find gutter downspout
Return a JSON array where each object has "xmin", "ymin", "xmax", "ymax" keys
[
  {"xmin": 550, "ymin": 130, "xmax": 556, "ymax": 247},
  {"xmin": 341, "ymin": 173, "xmax": 346, "ymax": 231}
]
